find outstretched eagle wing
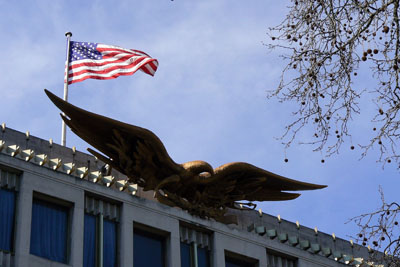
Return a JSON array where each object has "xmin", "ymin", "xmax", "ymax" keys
[
  {"xmin": 204, "ymin": 162, "xmax": 326, "ymax": 205},
  {"xmin": 45, "ymin": 89, "xmax": 183, "ymax": 190}
]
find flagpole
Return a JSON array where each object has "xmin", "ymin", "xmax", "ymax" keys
[{"xmin": 61, "ymin": 32, "xmax": 72, "ymax": 147}]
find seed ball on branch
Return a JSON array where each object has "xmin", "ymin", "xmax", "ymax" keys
[
  {"xmin": 284, "ymin": 158, "xmax": 288, "ymax": 163},
  {"xmin": 351, "ymin": 146, "xmax": 355, "ymax": 150},
  {"xmin": 373, "ymin": 49, "xmax": 378, "ymax": 54},
  {"xmin": 367, "ymin": 49, "xmax": 372, "ymax": 54},
  {"xmin": 383, "ymin": 26, "xmax": 389, "ymax": 33}
]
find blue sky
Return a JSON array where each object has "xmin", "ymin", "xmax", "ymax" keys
[{"xmin": 0, "ymin": 0, "xmax": 398, "ymax": 242}]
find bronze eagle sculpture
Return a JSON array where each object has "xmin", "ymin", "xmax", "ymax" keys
[{"xmin": 45, "ymin": 89, "xmax": 326, "ymax": 224}]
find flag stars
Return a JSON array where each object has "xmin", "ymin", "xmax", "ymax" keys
[{"xmin": 69, "ymin": 42, "xmax": 101, "ymax": 62}]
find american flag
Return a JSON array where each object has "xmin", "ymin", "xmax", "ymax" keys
[{"xmin": 66, "ymin": 41, "xmax": 158, "ymax": 84}]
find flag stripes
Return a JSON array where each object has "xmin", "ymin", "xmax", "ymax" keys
[{"xmin": 67, "ymin": 42, "xmax": 158, "ymax": 84}]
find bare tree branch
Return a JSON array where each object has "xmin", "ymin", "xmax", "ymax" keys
[
  {"xmin": 348, "ymin": 187, "xmax": 400, "ymax": 265},
  {"xmin": 267, "ymin": 0, "xmax": 400, "ymax": 165}
]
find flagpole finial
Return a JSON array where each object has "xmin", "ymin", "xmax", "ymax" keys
[{"xmin": 65, "ymin": 32, "xmax": 72, "ymax": 37}]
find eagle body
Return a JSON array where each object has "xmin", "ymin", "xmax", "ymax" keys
[{"xmin": 45, "ymin": 89, "xmax": 326, "ymax": 224}]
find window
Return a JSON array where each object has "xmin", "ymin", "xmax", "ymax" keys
[
  {"xmin": 0, "ymin": 188, "xmax": 16, "ymax": 252},
  {"xmin": 225, "ymin": 257, "xmax": 254, "ymax": 267},
  {"xmin": 103, "ymin": 219, "xmax": 117, "ymax": 267},
  {"xmin": 180, "ymin": 242, "xmax": 191, "ymax": 267},
  {"xmin": 0, "ymin": 167, "xmax": 19, "ymax": 253},
  {"xmin": 225, "ymin": 251, "xmax": 257, "ymax": 267},
  {"xmin": 29, "ymin": 198, "xmax": 69, "ymax": 263},
  {"xmin": 133, "ymin": 229, "xmax": 165, "ymax": 267},
  {"xmin": 181, "ymin": 242, "xmax": 210, "ymax": 267},
  {"xmin": 180, "ymin": 225, "xmax": 211, "ymax": 267},
  {"xmin": 266, "ymin": 249, "xmax": 297, "ymax": 267},
  {"xmin": 198, "ymin": 246, "xmax": 211, "ymax": 267},
  {"xmin": 83, "ymin": 196, "xmax": 119, "ymax": 267}
]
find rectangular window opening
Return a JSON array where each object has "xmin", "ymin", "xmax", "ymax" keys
[
  {"xmin": 133, "ymin": 226, "xmax": 166, "ymax": 267},
  {"xmin": 84, "ymin": 195, "xmax": 119, "ymax": 267},
  {"xmin": 0, "ymin": 188, "xmax": 16, "ymax": 253},
  {"xmin": 0, "ymin": 167, "xmax": 20, "ymax": 253},
  {"xmin": 225, "ymin": 251, "xmax": 258, "ymax": 267},
  {"xmin": 180, "ymin": 224, "xmax": 211, "ymax": 267},
  {"xmin": 29, "ymin": 195, "xmax": 71, "ymax": 264},
  {"xmin": 266, "ymin": 249, "xmax": 297, "ymax": 267}
]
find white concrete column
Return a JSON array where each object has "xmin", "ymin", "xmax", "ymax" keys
[
  {"xmin": 120, "ymin": 203, "xmax": 133, "ymax": 267},
  {"xmin": 167, "ymin": 221, "xmax": 181, "ymax": 267},
  {"xmin": 13, "ymin": 174, "xmax": 33, "ymax": 267},
  {"xmin": 70, "ymin": 190, "xmax": 85, "ymax": 267},
  {"xmin": 211, "ymin": 232, "xmax": 226, "ymax": 267}
]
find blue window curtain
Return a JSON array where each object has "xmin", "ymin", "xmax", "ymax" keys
[
  {"xmin": 103, "ymin": 219, "xmax": 117, "ymax": 267},
  {"xmin": 134, "ymin": 230, "xmax": 165, "ymax": 267},
  {"xmin": 83, "ymin": 214, "xmax": 97, "ymax": 267},
  {"xmin": 180, "ymin": 242, "xmax": 191, "ymax": 267},
  {"xmin": 0, "ymin": 189, "xmax": 15, "ymax": 252},
  {"xmin": 197, "ymin": 246, "xmax": 210, "ymax": 267},
  {"xmin": 30, "ymin": 199, "xmax": 68, "ymax": 263}
]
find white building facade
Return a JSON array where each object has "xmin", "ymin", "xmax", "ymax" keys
[{"xmin": 0, "ymin": 127, "xmax": 375, "ymax": 267}]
